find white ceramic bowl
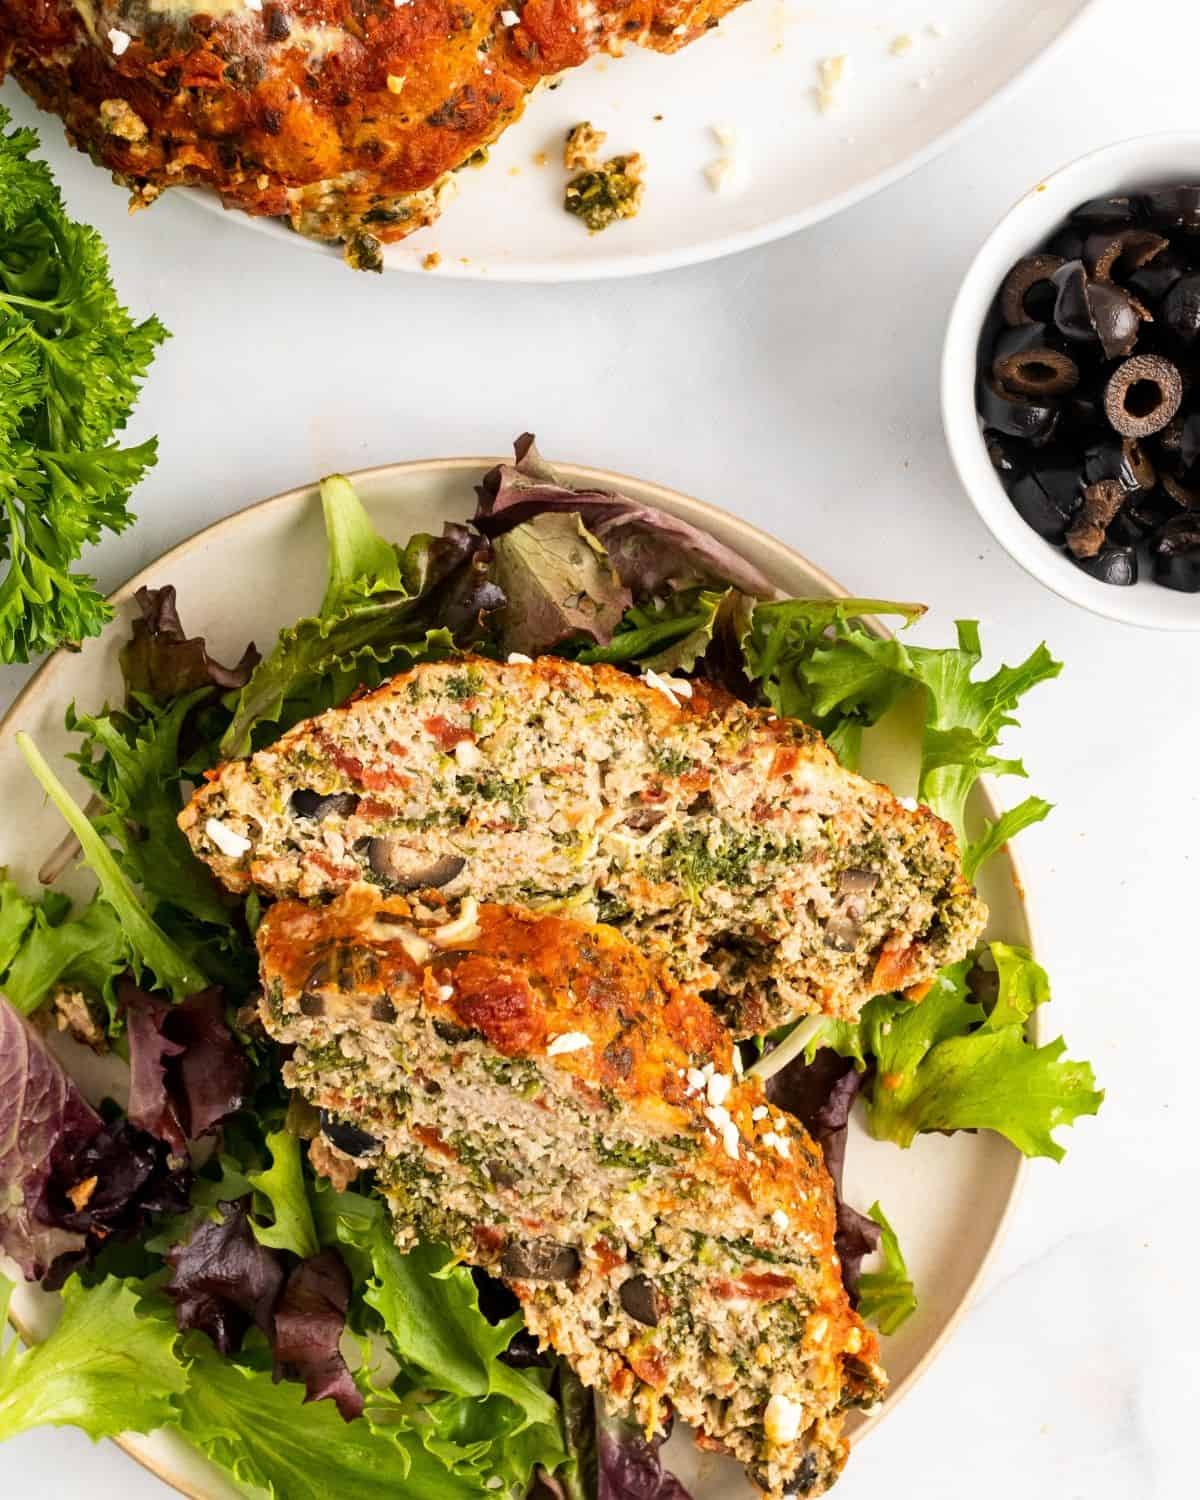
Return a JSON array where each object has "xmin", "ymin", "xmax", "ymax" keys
[{"xmin": 942, "ymin": 132, "xmax": 1200, "ymax": 630}]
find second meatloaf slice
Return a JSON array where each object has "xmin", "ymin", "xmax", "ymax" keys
[
  {"xmin": 257, "ymin": 885, "xmax": 886, "ymax": 1498},
  {"xmin": 183, "ymin": 655, "xmax": 986, "ymax": 1034}
]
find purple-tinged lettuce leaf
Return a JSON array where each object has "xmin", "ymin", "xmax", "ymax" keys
[
  {"xmin": 556, "ymin": 1360, "xmax": 693, "ymax": 1500},
  {"xmin": 0, "ymin": 997, "xmax": 100, "ymax": 1279},
  {"xmin": 40, "ymin": 1119, "xmax": 192, "ymax": 1290},
  {"xmin": 491, "ymin": 512, "xmax": 631, "ymax": 656},
  {"xmin": 764, "ymin": 1046, "xmax": 880, "ymax": 1298},
  {"xmin": 476, "ymin": 435, "xmax": 776, "ymax": 600},
  {"xmin": 125, "ymin": 986, "xmax": 187, "ymax": 1153},
  {"xmin": 166, "ymin": 1197, "xmax": 284, "ymax": 1354},
  {"xmin": 123, "ymin": 983, "xmax": 250, "ymax": 1150},
  {"xmin": 272, "ymin": 1248, "xmax": 362, "ymax": 1421},
  {"xmin": 119, "ymin": 585, "xmax": 259, "ymax": 705}
]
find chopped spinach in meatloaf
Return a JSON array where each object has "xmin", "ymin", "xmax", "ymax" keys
[
  {"xmin": 257, "ymin": 885, "xmax": 887, "ymax": 1499},
  {"xmin": 183, "ymin": 656, "xmax": 987, "ymax": 1036}
]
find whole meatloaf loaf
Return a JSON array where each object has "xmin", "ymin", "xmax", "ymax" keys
[
  {"xmin": 182, "ymin": 656, "xmax": 987, "ymax": 1036},
  {"xmin": 257, "ymin": 885, "xmax": 887, "ymax": 1498}
]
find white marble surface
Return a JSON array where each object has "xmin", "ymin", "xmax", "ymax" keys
[{"xmin": 2, "ymin": 0, "xmax": 1198, "ymax": 1493}]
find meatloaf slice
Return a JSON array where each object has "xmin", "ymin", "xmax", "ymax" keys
[
  {"xmin": 183, "ymin": 655, "xmax": 986, "ymax": 1035},
  {"xmin": 257, "ymin": 885, "xmax": 886, "ymax": 1498}
]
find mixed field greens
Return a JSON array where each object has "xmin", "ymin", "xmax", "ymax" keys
[{"xmin": 0, "ymin": 438, "xmax": 1102, "ymax": 1499}]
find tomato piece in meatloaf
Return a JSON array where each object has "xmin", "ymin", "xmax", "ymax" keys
[
  {"xmin": 183, "ymin": 655, "xmax": 987, "ymax": 1036},
  {"xmin": 258, "ymin": 886, "xmax": 887, "ymax": 1498},
  {"xmin": 0, "ymin": 0, "xmax": 746, "ymax": 264}
]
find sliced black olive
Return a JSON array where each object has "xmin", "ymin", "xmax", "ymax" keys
[
  {"xmin": 1128, "ymin": 251, "xmax": 1187, "ymax": 306},
  {"xmin": 1084, "ymin": 228, "xmax": 1168, "ymax": 283},
  {"xmin": 823, "ymin": 916, "xmax": 859, "ymax": 953},
  {"xmin": 298, "ymin": 991, "xmax": 325, "ymax": 1017},
  {"xmin": 291, "ymin": 789, "xmax": 360, "ymax": 820},
  {"xmin": 1083, "ymin": 438, "xmax": 1155, "ymax": 493},
  {"xmin": 1153, "ymin": 514, "xmax": 1200, "ymax": 590},
  {"xmin": 319, "ymin": 1111, "xmax": 380, "ymax": 1158},
  {"xmin": 978, "ymin": 376, "xmax": 1059, "ymax": 442},
  {"xmin": 836, "ymin": 867, "xmax": 880, "ymax": 897},
  {"xmin": 986, "ymin": 435, "xmax": 1026, "ymax": 485},
  {"xmin": 500, "ymin": 1238, "xmax": 581, "ymax": 1282},
  {"xmin": 369, "ymin": 996, "xmax": 397, "ymax": 1023},
  {"xmin": 1066, "ymin": 480, "xmax": 1126, "ymax": 558},
  {"xmin": 305, "ymin": 949, "xmax": 346, "ymax": 992},
  {"xmin": 1072, "ymin": 544, "xmax": 1138, "ymax": 586},
  {"xmin": 991, "ymin": 323, "xmax": 1079, "ymax": 397},
  {"xmin": 366, "ymin": 838, "xmax": 467, "ymax": 892},
  {"xmin": 433, "ymin": 1018, "xmax": 474, "ymax": 1044},
  {"xmin": 1008, "ymin": 465, "xmax": 1084, "ymax": 543},
  {"xmin": 999, "ymin": 253, "xmax": 1065, "ymax": 326},
  {"xmin": 1046, "ymin": 227, "xmax": 1086, "ymax": 263},
  {"xmin": 1103, "ymin": 354, "xmax": 1184, "ymax": 437},
  {"xmin": 780, "ymin": 1453, "xmax": 823, "ymax": 1498},
  {"xmin": 1070, "ymin": 194, "xmax": 1139, "ymax": 229},
  {"xmin": 624, "ymin": 806, "xmax": 667, "ymax": 832},
  {"xmin": 1161, "ymin": 472, "xmax": 1200, "ymax": 509},
  {"xmin": 619, "ymin": 1275, "xmax": 661, "ymax": 1327},
  {"xmin": 1144, "ymin": 185, "xmax": 1200, "ymax": 232},
  {"xmin": 1162, "ymin": 273, "xmax": 1200, "ymax": 343},
  {"xmin": 486, "ymin": 1159, "xmax": 519, "ymax": 1188},
  {"xmin": 602, "ymin": 1040, "xmax": 634, "ymax": 1077},
  {"xmin": 1052, "ymin": 261, "xmax": 1141, "ymax": 356},
  {"xmin": 472, "ymin": 1267, "xmax": 521, "ymax": 1323},
  {"xmin": 500, "ymin": 1329, "xmax": 547, "ymax": 1369},
  {"xmin": 1181, "ymin": 411, "xmax": 1200, "ymax": 470}
]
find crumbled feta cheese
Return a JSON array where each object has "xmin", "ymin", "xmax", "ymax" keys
[
  {"xmin": 500, "ymin": 7, "xmax": 520, "ymax": 24},
  {"xmin": 395, "ymin": 928, "xmax": 433, "ymax": 965},
  {"xmin": 454, "ymin": 738, "xmax": 482, "ymax": 769},
  {"xmin": 844, "ymin": 1326, "xmax": 863, "ymax": 1354},
  {"xmin": 815, "ymin": 54, "xmax": 850, "ymax": 113},
  {"xmin": 704, "ymin": 1104, "xmax": 731, "ymax": 1130},
  {"xmin": 703, "ymin": 1105, "xmax": 739, "ymax": 1160},
  {"xmin": 898, "ymin": 795, "xmax": 919, "ymax": 811},
  {"xmin": 890, "ymin": 33, "xmax": 914, "ymax": 56},
  {"xmin": 205, "ymin": 818, "xmax": 250, "ymax": 859},
  {"xmin": 686, "ymin": 1067, "xmax": 707, "ymax": 1094},
  {"xmin": 751, "ymin": 1104, "xmax": 768, "ymax": 1122},
  {"xmin": 731, "ymin": 1048, "xmax": 744, "ymax": 1076},
  {"xmin": 705, "ymin": 158, "xmax": 738, "ymax": 194},
  {"xmin": 764, "ymin": 1392, "xmax": 803, "ymax": 1445},
  {"xmin": 430, "ymin": 897, "xmax": 481, "ymax": 947},
  {"xmin": 245, "ymin": 0, "xmax": 263, "ymax": 10},
  {"xmin": 507, "ymin": 652, "xmax": 533, "ymax": 664},
  {"xmin": 711, "ymin": 123, "xmax": 737, "ymax": 150},
  {"xmin": 761, "ymin": 1131, "xmax": 791, "ymax": 1159},
  {"xmin": 546, "ymin": 1031, "xmax": 592, "ymax": 1055},
  {"xmin": 809, "ymin": 1315, "xmax": 829, "ymax": 1345},
  {"xmin": 108, "ymin": 27, "xmax": 131, "ymax": 55},
  {"xmin": 386, "ymin": 74, "xmax": 406, "ymax": 94},
  {"xmin": 771, "ymin": 1208, "xmax": 790, "ymax": 1231},
  {"xmin": 437, "ymin": 983, "xmax": 455, "ymax": 1001},
  {"xmin": 706, "ymin": 1072, "xmax": 732, "ymax": 1107},
  {"xmin": 643, "ymin": 669, "xmax": 692, "ymax": 706}
]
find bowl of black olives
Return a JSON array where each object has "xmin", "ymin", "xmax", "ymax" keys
[{"xmin": 944, "ymin": 135, "xmax": 1200, "ymax": 628}]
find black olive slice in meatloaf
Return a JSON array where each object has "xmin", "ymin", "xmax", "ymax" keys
[
  {"xmin": 257, "ymin": 885, "xmax": 887, "ymax": 1498},
  {"xmin": 184, "ymin": 655, "xmax": 987, "ymax": 1036}
]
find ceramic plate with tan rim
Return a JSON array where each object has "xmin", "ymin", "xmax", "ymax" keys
[{"xmin": 1, "ymin": 458, "xmax": 1032, "ymax": 1499}]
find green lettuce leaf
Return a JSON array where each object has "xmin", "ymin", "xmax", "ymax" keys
[
  {"xmin": 858, "ymin": 945, "xmax": 1103, "ymax": 1160},
  {"xmin": 247, "ymin": 1129, "xmax": 319, "ymax": 1259},
  {"xmin": 741, "ymin": 603, "xmax": 1057, "ymax": 873},
  {"xmin": 490, "ymin": 511, "xmax": 631, "ymax": 657},
  {"xmin": 577, "ymin": 586, "xmax": 730, "ymax": 673},
  {"xmin": 0, "ymin": 1274, "xmax": 187, "ymax": 1443},
  {"xmin": 317, "ymin": 1185, "xmax": 556, "ymax": 1430},
  {"xmin": 855, "ymin": 1203, "xmax": 917, "ymax": 1336},
  {"xmin": 0, "ymin": 889, "xmax": 126, "ymax": 1016},
  {"xmin": 220, "ymin": 476, "xmax": 467, "ymax": 757},
  {"xmin": 171, "ymin": 1335, "xmax": 487, "ymax": 1500},
  {"xmin": 15, "ymin": 732, "xmax": 207, "ymax": 1001},
  {"xmin": 963, "ymin": 795, "xmax": 1054, "ymax": 883},
  {"xmin": 66, "ymin": 692, "xmax": 233, "ymax": 931}
]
